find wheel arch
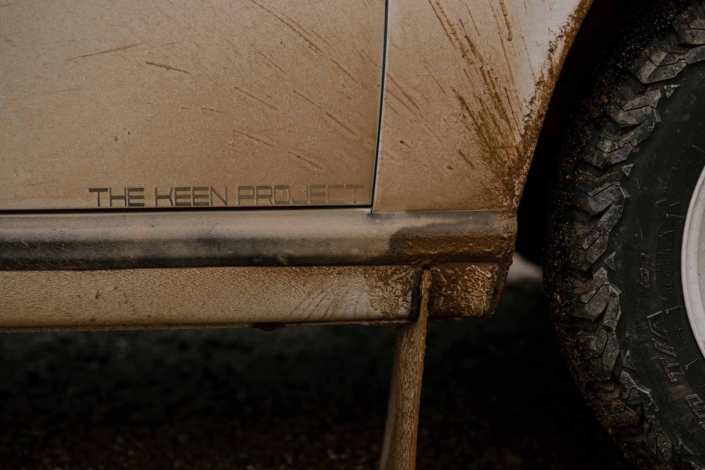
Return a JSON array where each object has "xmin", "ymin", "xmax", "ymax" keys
[{"xmin": 517, "ymin": 0, "xmax": 688, "ymax": 263}]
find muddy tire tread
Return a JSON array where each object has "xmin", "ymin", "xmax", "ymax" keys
[{"xmin": 549, "ymin": 3, "xmax": 705, "ymax": 469}]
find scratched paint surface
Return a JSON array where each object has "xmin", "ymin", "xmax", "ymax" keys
[
  {"xmin": 374, "ymin": 0, "xmax": 588, "ymax": 212},
  {"xmin": 0, "ymin": 0, "xmax": 384, "ymax": 209}
]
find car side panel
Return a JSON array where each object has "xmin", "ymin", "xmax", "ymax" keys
[
  {"xmin": 0, "ymin": 0, "xmax": 385, "ymax": 209},
  {"xmin": 373, "ymin": 0, "xmax": 592, "ymax": 212}
]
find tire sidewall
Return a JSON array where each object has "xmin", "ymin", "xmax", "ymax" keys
[{"xmin": 614, "ymin": 62, "xmax": 705, "ymax": 458}]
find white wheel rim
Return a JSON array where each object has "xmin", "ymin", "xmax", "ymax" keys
[{"xmin": 683, "ymin": 166, "xmax": 705, "ymax": 358}]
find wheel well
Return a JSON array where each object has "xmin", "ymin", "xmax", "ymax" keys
[{"xmin": 516, "ymin": 0, "xmax": 662, "ymax": 264}]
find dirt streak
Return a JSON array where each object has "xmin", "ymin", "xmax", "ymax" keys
[
  {"xmin": 427, "ymin": 0, "xmax": 457, "ymax": 50},
  {"xmin": 498, "ymin": 0, "xmax": 514, "ymax": 41}
]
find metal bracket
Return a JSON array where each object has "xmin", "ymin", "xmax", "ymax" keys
[{"xmin": 379, "ymin": 270, "xmax": 431, "ymax": 470}]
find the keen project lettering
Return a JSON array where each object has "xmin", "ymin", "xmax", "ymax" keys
[{"xmin": 88, "ymin": 185, "xmax": 366, "ymax": 208}]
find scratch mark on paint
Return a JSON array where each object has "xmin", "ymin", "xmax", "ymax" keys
[
  {"xmin": 145, "ymin": 61, "xmax": 190, "ymax": 74},
  {"xmin": 386, "ymin": 102, "xmax": 401, "ymax": 116},
  {"xmin": 70, "ymin": 42, "xmax": 142, "ymax": 61},
  {"xmin": 520, "ymin": 34, "xmax": 537, "ymax": 82},
  {"xmin": 420, "ymin": 52, "xmax": 448, "ymax": 98},
  {"xmin": 328, "ymin": 57, "xmax": 358, "ymax": 84},
  {"xmin": 250, "ymin": 0, "xmax": 321, "ymax": 54},
  {"xmin": 294, "ymin": 91, "xmax": 359, "ymax": 137},
  {"xmin": 387, "ymin": 75, "xmax": 420, "ymax": 109},
  {"xmin": 324, "ymin": 111, "xmax": 359, "ymax": 137},
  {"xmin": 457, "ymin": 149, "xmax": 476, "ymax": 169},
  {"xmin": 495, "ymin": 32, "xmax": 516, "ymax": 87},
  {"xmin": 465, "ymin": 5, "xmax": 482, "ymax": 37},
  {"xmin": 284, "ymin": 13, "xmax": 333, "ymax": 50},
  {"xmin": 386, "ymin": 88, "xmax": 417, "ymax": 116},
  {"xmin": 233, "ymin": 85, "xmax": 278, "ymax": 111},
  {"xmin": 232, "ymin": 129, "xmax": 276, "ymax": 148},
  {"xmin": 358, "ymin": 48, "xmax": 377, "ymax": 66},
  {"xmin": 287, "ymin": 151, "xmax": 323, "ymax": 171},
  {"xmin": 421, "ymin": 122, "xmax": 443, "ymax": 144},
  {"xmin": 503, "ymin": 86, "xmax": 521, "ymax": 131},
  {"xmin": 252, "ymin": 46, "xmax": 289, "ymax": 76}
]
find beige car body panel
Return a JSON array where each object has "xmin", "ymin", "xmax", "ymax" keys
[
  {"xmin": 0, "ymin": 266, "xmax": 420, "ymax": 330},
  {"xmin": 1, "ymin": 0, "xmax": 383, "ymax": 209},
  {"xmin": 374, "ymin": 0, "xmax": 591, "ymax": 212},
  {"xmin": 0, "ymin": 263, "xmax": 502, "ymax": 331},
  {"xmin": 0, "ymin": 0, "xmax": 592, "ymax": 329}
]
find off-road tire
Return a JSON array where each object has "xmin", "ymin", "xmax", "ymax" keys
[{"xmin": 545, "ymin": 2, "xmax": 705, "ymax": 468}]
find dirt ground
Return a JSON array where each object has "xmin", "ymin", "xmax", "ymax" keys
[{"xmin": 0, "ymin": 260, "xmax": 631, "ymax": 470}]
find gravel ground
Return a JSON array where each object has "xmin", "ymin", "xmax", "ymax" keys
[{"xmin": 0, "ymin": 261, "xmax": 631, "ymax": 470}]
